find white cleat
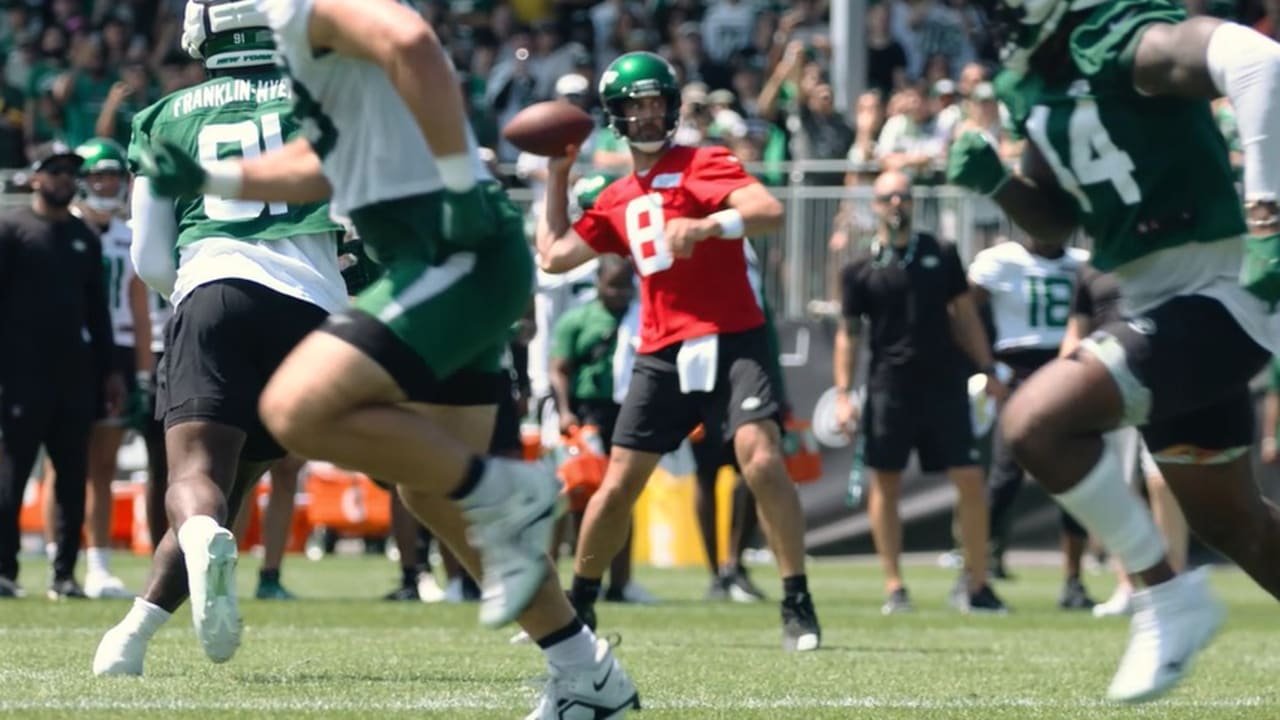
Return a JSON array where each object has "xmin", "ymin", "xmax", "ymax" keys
[
  {"xmin": 185, "ymin": 527, "xmax": 242, "ymax": 663},
  {"xmin": 461, "ymin": 459, "xmax": 562, "ymax": 628},
  {"xmin": 92, "ymin": 624, "xmax": 148, "ymax": 676},
  {"xmin": 1106, "ymin": 568, "xmax": 1224, "ymax": 703},
  {"xmin": 526, "ymin": 639, "xmax": 640, "ymax": 719},
  {"xmin": 417, "ymin": 574, "xmax": 446, "ymax": 604},
  {"xmin": 1093, "ymin": 586, "xmax": 1133, "ymax": 618},
  {"xmin": 85, "ymin": 572, "xmax": 133, "ymax": 600}
]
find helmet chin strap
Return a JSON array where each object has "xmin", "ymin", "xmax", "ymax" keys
[{"xmin": 630, "ymin": 139, "xmax": 667, "ymax": 153}]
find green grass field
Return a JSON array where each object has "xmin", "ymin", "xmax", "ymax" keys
[{"xmin": 1, "ymin": 554, "xmax": 1277, "ymax": 719}]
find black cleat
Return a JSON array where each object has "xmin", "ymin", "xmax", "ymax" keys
[
  {"xmin": 781, "ymin": 593, "xmax": 821, "ymax": 651},
  {"xmin": 881, "ymin": 587, "xmax": 914, "ymax": 615},
  {"xmin": 725, "ymin": 566, "xmax": 766, "ymax": 603},
  {"xmin": 47, "ymin": 578, "xmax": 88, "ymax": 600},
  {"xmin": 1059, "ymin": 576, "xmax": 1096, "ymax": 611},
  {"xmin": 0, "ymin": 576, "xmax": 23, "ymax": 598},
  {"xmin": 383, "ymin": 584, "xmax": 419, "ymax": 601},
  {"xmin": 704, "ymin": 574, "xmax": 730, "ymax": 601},
  {"xmin": 963, "ymin": 584, "xmax": 1010, "ymax": 614}
]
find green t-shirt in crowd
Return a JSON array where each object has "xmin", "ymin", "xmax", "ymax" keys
[{"xmin": 551, "ymin": 299, "xmax": 623, "ymax": 403}]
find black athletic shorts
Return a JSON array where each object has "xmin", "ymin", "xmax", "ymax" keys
[
  {"xmin": 863, "ymin": 376, "xmax": 978, "ymax": 473},
  {"xmin": 612, "ymin": 326, "xmax": 781, "ymax": 455},
  {"xmin": 158, "ymin": 278, "xmax": 329, "ymax": 462},
  {"xmin": 94, "ymin": 344, "xmax": 138, "ymax": 424},
  {"xmin": 1088, "ymin": 294, "xmax": 1270, "ymax": 453},
  {"xmin": 573, "ymin": 399, "xmax": 621, "ymax": 453}
]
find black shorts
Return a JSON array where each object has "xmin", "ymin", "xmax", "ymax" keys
[
  {"xmin": 95, "ymin": 344, "xmax": 138, "ymax": 424},
  {"xmin": 158, "ymin": 279, "xmax": 329, "ymax": 462},
  {"xmin": 863, "ymin": 378, "xmax": 978, "ymax": 473},
  {"xmin": 1088, "ymin": 294, "xmax": 1270, "ymax": 453},
  {"xmin": 612, "ymin": 326, "xmax": 781, "ymax": 455},
  {"xmin": 573, "ymin": 399, "xmax": 621, "ymax": 453}
]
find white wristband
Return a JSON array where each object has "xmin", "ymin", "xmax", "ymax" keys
[
  {"xmin": 709, "ymin": 208, "xmax": 745, "ymax": 238},
  {"xmin": 202, "ymin": 160, "xmax": 244, "ymax": 198},
  {"xmin": 437, "ymin": 153, "xmax": 477, "ymax": 193}
]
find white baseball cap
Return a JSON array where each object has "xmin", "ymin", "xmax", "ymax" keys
[{"xmin": 555, "ymin": 73, "xmax": 591, "ymax": 98}]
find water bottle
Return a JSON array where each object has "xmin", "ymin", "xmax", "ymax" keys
[{"xmin": 846, "ymin": 431, "xmax": 868, "ymax": 509}]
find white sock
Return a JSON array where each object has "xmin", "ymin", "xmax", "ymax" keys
[
  {"xmin": 118, "ymin": 597, "xmax": 171, "ymax": 637},
  {"xmin": 456, "ymin": 459, "xmax": 512, "ymax": 510},
  {"xmin": 541, "ymin": 624, "xmax": 599, "ymax": 672},
  {"xmin": 177, "ymin": 515, "xmax": 221, "ymax": 554},
  {"xmin": 87, "ymin": 547, "xmax": 110, "ymax": 576},
  {"xmin": 45, "ymin": 542, "xmax": 57, "ymax": 563},
  {"xmin": 1054, "ymin": 444, "xmax": 1166, "ymax": 574}
]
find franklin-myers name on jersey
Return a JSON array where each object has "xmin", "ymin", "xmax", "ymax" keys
[{"xmin": 170, "ymin": 78, "xmax": 292, "ymax": 119}]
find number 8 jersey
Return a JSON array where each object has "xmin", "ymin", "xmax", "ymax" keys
[
  {"xmin": 573, "ymin": 145, "xmax": 765, "ymax": 353},
  {"xmin": 995, "ymin": 0, "xmax": 1244, "ymax": 272}
]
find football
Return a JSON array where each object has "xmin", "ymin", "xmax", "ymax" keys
[{"xmin": 502, "ymin": 101, "xmax": 595, "ymax": 157}]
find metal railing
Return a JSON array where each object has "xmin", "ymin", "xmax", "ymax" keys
[
  {"xmin": 0, "ymin": 162, "xmax": 1048, "ymax": 320},
  {"xmin": 505, "ymin": 179, "xmax": 1040, "ymax": 320}
]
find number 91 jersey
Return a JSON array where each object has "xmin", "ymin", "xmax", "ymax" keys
[
  {"xmin": 128, "ymin": 69, "xmax": 339, "ymax": 250},
  {"xmin": 572, "ymin": 145, "xmax": 765, "ymax": 354},
  {"xmin": 995, "ymin": 0, "xmax": 1244, "ymax": 272}
]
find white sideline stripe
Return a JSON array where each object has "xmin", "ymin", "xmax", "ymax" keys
[{"xmin": 0, "ymin": 697, "xmax": 1267, "ymax": 712}]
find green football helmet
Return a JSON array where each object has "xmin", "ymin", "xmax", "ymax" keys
[
  {"xmin": 979, "ymin": 0, "xmax": 1104, "ymax": 72},
  {"xmin": 181, "ymin": 0, "xmax": 277, "ymax": 71},
  {"xmin": 597, "ymin": 52, "xmax": 681, "ymax": 153},
  {"xmin": 76, "ymin": 137, "xmax": 128, "ymax": 212},
  {"xmin": 572, "ymin": 172, "xmax": 619, "ymax": 211}
]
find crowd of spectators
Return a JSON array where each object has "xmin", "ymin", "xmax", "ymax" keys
[{"xmin": 0, "ymin": 0, "xmax": 1262, "ymax": 191}]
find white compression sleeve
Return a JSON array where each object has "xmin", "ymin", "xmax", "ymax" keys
[
  {"xmin": 1053, "ymin": 441, "xmax": 1167, "ymax": 574},
  {"xmin": 129, "ymin": 177, "xmax": 179, "ymax": 298},
  {"xmin": 1207, "ymin": 22, "xmax": 1280, "ymax": 203}
]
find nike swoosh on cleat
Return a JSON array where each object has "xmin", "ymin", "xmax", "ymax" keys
[
  {"xmin": 1162, "ymin": 660, "xmax": 1184, "ymax": 674},
  {"xmin": 592, "ymin": 663, "xmax": 614, "ymax": 692}
]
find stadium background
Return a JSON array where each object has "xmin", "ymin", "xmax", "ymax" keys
[{"xmin": 3, "ymin": 0, "xmax": 1280, "ymax": 562}]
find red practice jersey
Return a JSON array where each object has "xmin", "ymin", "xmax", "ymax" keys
[{"xmin": 573, "ymin": 144, "xmax": 765, "ymax": 353}]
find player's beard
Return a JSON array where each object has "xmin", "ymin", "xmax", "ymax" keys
[
  {"xmin": 883, "ymin": 207, "xmax": 910, "ymax": 238},
  {"xmin": 37, "ymin": 183, "xmax": 76, "ymax": 209},
  {"xmin": 629, "ymin": 119, "xmax": 668, "ymax": 150}
]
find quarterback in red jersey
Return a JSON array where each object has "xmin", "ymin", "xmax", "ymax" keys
[{"xmin": 537, "ymin": 51, "xmax": 821, "ymax": 652}]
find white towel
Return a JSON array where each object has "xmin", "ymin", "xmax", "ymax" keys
[
  {"xmin": 676, "ymin": 334, "xmax": 719, "ymax": 394},
  {"xmin": 612, "ymin": 301, "xmax": 641, "ymax": 404}
]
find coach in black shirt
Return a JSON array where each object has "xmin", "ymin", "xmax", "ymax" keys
[
  {"xmin": 0, "ymin": 142, "xmax": 123, "ymax": 599},
  {"xmin": 834, "ymin": 169, "xmax": 1008, "ymax": 614}
]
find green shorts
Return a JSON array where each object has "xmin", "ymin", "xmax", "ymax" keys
[{"xmin": 321, "ymin": 183, "xmax": 533, "ymax": 404}]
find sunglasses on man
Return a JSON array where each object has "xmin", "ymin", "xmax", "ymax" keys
[{"xmin": 875, "ymin": 191, "xmax": 913, "ymax": 203}]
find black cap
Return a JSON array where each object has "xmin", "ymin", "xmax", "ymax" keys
[{"xmin": 30, "ymin": 141, "xmax": 84, "ymax": 173}]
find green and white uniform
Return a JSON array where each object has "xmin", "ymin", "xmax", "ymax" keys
[
  {"xmin": 258, "ymin": 0, "xmax": 535, "ymax": 387},
  {"xmin": 129, "ymin": 70, "xmax": 347, "ymax": 312},
  {"xmin": 996, "ymin": 0, "xmax": 1278, "ymax": 353},
  {"xmin": 97, "ymin": 215, "xmax": 139, "ymax": 348}
]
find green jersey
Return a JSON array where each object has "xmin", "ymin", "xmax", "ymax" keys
[
  {"xmin": 996, "ymin": 0, "xmax": 1244, "ymax": 271},
  {"xmin": 128, "ymin": 69, "xmax": 338, "ymax": 250},
  {"xmin": 551, "ymin": 300, "xmax": 622, "ymax": 403}
]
